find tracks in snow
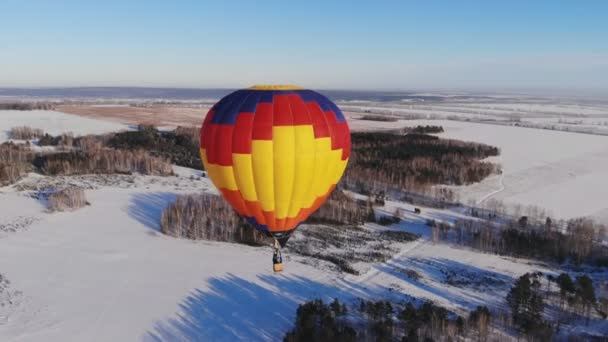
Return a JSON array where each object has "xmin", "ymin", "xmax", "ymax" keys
[{"xmin": 476, "ymin": 173, "xmax": 505, "ymax": 205}]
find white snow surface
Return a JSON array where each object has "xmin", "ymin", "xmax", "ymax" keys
[
  {"xmin": 348, "ymin": 115, "xmax": 608, "ymax": 223},
  {"xmin": 0, "ymin": 110, "xmax": 128, "ymax": 142},
  {"xmin": 421, "ymin": 120, "xmax": 608, "ymax": 222},
  {"xmin": 1, "ymin": 110, "xmax": 606, "ymax": 340}
]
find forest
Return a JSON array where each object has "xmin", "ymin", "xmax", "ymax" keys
[
  {"xmin": 107, "ymin": 125, "xmax": 201, "ymax": 169},
  {"xmin": 0, "ymin": 102, "xmax": 54, "ymax": 110},
  {"xmin": 160, "ymin": 194, "xmax": 268, "ymax": 245},
  {"xmin": 343, "ymin": 131, "xmax": 500, "ymax": 194},
  {"xmin": 430, "ymin": 214, "xmax": 608, "ymax": 266},
  {"xmin": 284, "ymin": 271, "xmax": 605, "ymax": 341}
]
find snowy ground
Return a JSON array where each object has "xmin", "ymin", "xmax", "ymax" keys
[
  {"xmin": 347, "ymin": 114, "xmax": 608, "ymax": 224},
  {"xmin": 1, "ymin": 110, "xmax": 606, "ymax": 341},
  {"xmin": 0, "ymin": 110, "xmax": 128, "ymax": 142}
]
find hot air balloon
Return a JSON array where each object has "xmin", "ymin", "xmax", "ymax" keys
[{"xmin": 200, "ymin": 85, "xmax": 350, "ymax": 271}]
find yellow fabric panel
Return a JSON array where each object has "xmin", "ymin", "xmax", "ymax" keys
[
  {"xmin": 204, "ymin": 129, "xmax": 350, "ymax": 223},
  {"xmin": 288, "ymin": 126, "xmax": 316, "ymax": 217},
  {"xmin": 272, "ymin": 126, "xmax": 295, "ymax": 219},
  {"xmin": 232, "ymin": 153, "xmax": 257, "ymax": 201},
  {"xmin": 200, "ymin": 148, "xmax": 238, "ymax": 191},
  {"xmin": 310, "ymin": 138, "xmax": 332, "ymax": 200},
  {"xmin": 251, "ymin": 140, "xmax": 275, "ymax": 211},
  {"xmin": 201, "ymin": 149, "xmax": 219, "ymax": 190},
  {"xmin": 214, "ymin": 165, "xmax": 238, "ymax": 191},
  {"xmin": 333, "ymin": 158, "xmax": 349, "ymax": 185},
  {"xmin": 325, "ymin": 149, "xmax": 343, "ymax": 187}
]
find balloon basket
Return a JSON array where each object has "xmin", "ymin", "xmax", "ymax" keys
[{"xmin": 273, "ymin": 263, "xmax": 284, "ymax": 273}]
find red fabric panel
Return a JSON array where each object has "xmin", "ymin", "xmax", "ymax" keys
[
  {"xmin": 252, "ymin": 102, "xmax": 273, "ymax": 140},
  {"xmin": 232, "ymin": 112, "xmax": 254, "ymax": 154},
  {"xmin": 272, "ymin": 94, "xmax": 293, "ymax": 126},
  {"xmin": 289, "ymin": 94, "xmax": 312, "ymax": 125},
  {"xmin": 306, "ymin": 102, "xmax": 330, "ymax": 138},
  {"xmin": 214, "ymin": 125, "xmax": 234, "ymax": 166}
]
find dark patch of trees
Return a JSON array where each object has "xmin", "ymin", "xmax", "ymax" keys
[
  {"xmin": 411, "ymin": 125, "xmax": 444, "ymax": 134},
  {"xmin": 343, "ymin": 132, "xmax": 500, "ymax": 194},
  {"xmin": 160, "ymin": 194, "xmax": 268, "ymax": 246},
  {"xmin": 107, "ymin": 125, "xmax": 201, "ymax": 169},
  {"xmin": 506, "ymin": 273, "xmax": 553, "ymax": 340},
  {"xmin": 284, "ymin": 298, "xmax": 355, "ymax": 342},
  {"xmin": 552, "ymin": 273, "xmax": 599, "ymax": 323},
  {"xmin": 446, "ymin": 216, "xmax": 607, "ymax": 265},
  {"xmin": 286, "ymin": 298, "xmax": 493, "ymax": 341},
  {"xmin": 308, "ymin": 190, "xmax": 375, "ymax": 226},
  {"xmin": 0, "ymin": 102, "xmax": 54, "ymax": 110},
  {"xmin": 33, "ymin": 149, "xmax": 173, "ymax": 176},
  {"xmin": 359, "ymin": 115, "xmax": 399, "ymax": 122}
]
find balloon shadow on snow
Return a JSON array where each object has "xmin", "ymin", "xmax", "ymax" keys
[
  {"xmin": 128, "ymin": 192, "xmax": 178, "ymax": 232},
  {"xmin": 144, "ymin": 273, "xmax": 367, "ymax": 342}
]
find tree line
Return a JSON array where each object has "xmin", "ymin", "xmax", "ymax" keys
[
  {"xmin": 284, "ymin": 298, "xmax": 494, "ymax": 342},
  {"xmin": 107, "ymin": 125, "xmax": 201, "ymax": 170},
  {"xmin": 343, "ymin": 132, "xmax": 501, "ymax": 195},
  {"xmin": 160, "ymin": 194, "xmax": 268, "ymax": 245},
  {"xmin": 0, "ymin": 102, "xmax": 54, "ymax": 110},
  {"xmin": 433, "ymin": 215, "xmax": 607, "ymax": 266},
  {"xmin": 33, "ymin": 149, "xmax": 173, "ymax": 176},
  {"xmin": 507, "ymin": 272, "xmax": 605, "ymax": 340}
]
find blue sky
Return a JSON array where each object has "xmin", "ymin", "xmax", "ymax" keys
[{"xmin": 1, "ymin": 0, "xmax": 607, "ymax": 90}]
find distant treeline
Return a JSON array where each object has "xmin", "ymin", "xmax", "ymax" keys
[
  {"xmin": 0, "ymin": 125, "xmax": 180, "ymax": 186},
  {"xmin": 33, "ymin": 149, "xmax": 173, "ymax": 176},
  {"xmin": 359, "ymin": 115, "xmax": 399, "ymax": 122},
  {"xmin": 410, "ymin": 125, "xmax": 444, "ymax": 134},
  {"xmin": 308, "ymin": 189, "xmax": 374, "ymax": 226},
  {"xmin": 432, "ymin": 215, "xmax": 607, "ymax": 266},
  {"xmin": 344, "ymin": 132, "xmax": 500, "ymax": 194},
  {"xmin": 160, "ymin": 194, "xmax": 268, "ymax": 245},
  {"xmin": 285, "ymin": 298, "xmax": 493, "ymax": 342},
  {"xmin": 107, "ymin": 125, "xmax": 201, "ymax": 170},
  {"xmin": 0, "ymin": 102, "xmax": 54, "ymax": 110}
]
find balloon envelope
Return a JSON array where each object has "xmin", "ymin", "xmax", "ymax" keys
[{"xmin": 200, "ymin": 85, "xmax": 350, "ymax": 244}]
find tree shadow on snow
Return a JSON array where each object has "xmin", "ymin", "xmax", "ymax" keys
[
  {"xmin": 144, "ymin": 273, "xmax": 358, "ymax": 342},
  {"xmin": 128, "ymin": 192, "xmax": 177, "ymax": 232},
  {"xmin": 377, "ymin": 257, "xmax": 513, "ymax": 310}
]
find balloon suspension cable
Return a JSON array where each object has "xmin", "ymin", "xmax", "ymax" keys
[{"xmin": 272, "ymin": 237, "xmax": 283, "ymax": 272}]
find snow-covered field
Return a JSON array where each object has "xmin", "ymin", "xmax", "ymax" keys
[
  {"xmin": 347, "ymin": 113, "xmax": 608, "ymax": 224},
  {"xmin": 0, "ymin": 110, "xmax": 128, "ymax": 142},
  {"xmin": 429, "ymin": 120, "xmax": 608, "ymax": 223},
  {"xmin": 1, "ymin": 109, "xmax": 606, "ymax": 340}
]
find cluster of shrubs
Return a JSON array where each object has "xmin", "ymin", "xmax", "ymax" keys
[
  {"xmin": 8, "ymin": 126, "xmax": 44, "ymax": 140},
  {"xmin": 410, "ymin": 125, "xmax": 444, "ymax": 134},
  {"xmin": 448, "ymin": 216, "xmax": 607, "ymax": 265},
  {"xmin": 343, "ymin": 131, "xmax": 500, "ymax": 195},
  {"xmin": 308, "ymin": 190, "xmax": 374, "ymax": 226},
  {"xmin": 359, "ymin": 115, "xmax": 399, "ymax": 122},
  {"xmin": 160, "ymin": 194, "xmax": 268, "ymax": 246},
  {"xmin": 0, "ymin": 142, "xmax": 35, "ymax": 185},
  {"xmin": 107, "ymin": 125, "xmax": 201, "ymax": 169},
  {"xmin": 285, "ymin": 298, "xmax": 493, "ymax": 342},
  {"xmin": 33, "ymin": 149, "xmax": 173, "ymax": 176},
  {"xmin": 47, "ymin": 187, "xmax": 89, "ymax": 212},
  {"xmin": 0, "ymin": 126, "xmax": 179, "ymax": 186},
  {"xmin": 0, "ymin": 102, "xmax": 54, "ymax": 110},
  {"xmin": 284, "ymin": 299, "xmax": 355, "ymax": 342}
]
